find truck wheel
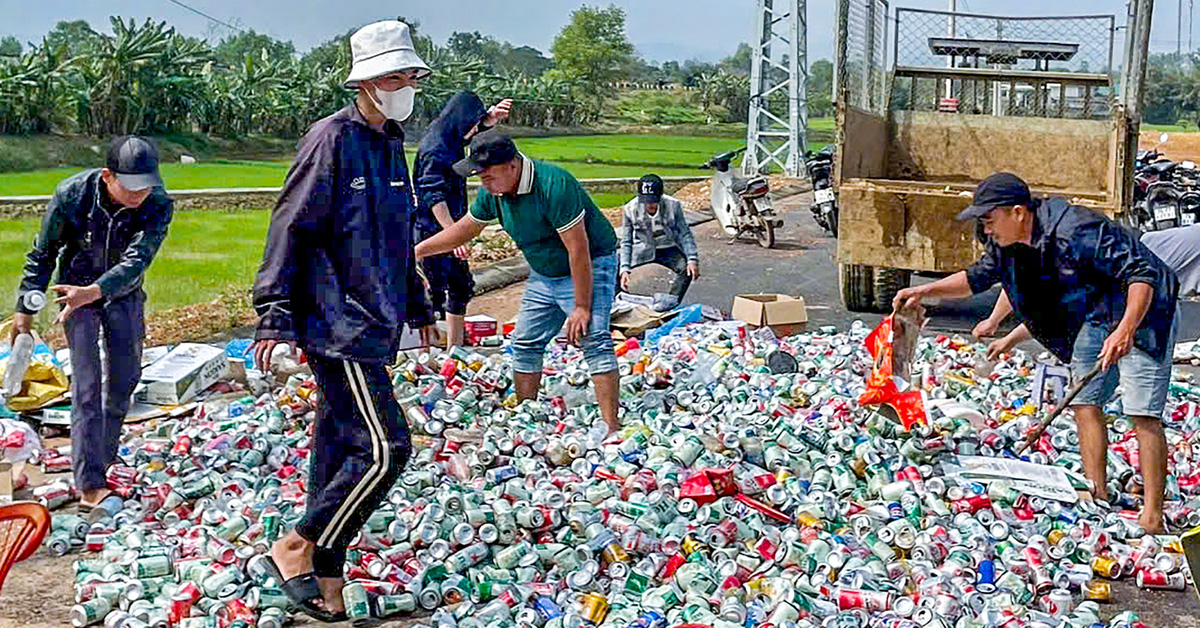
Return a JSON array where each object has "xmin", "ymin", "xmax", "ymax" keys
[
  {"xmin": 872, "ymin": 267, "xmax": 912, "ymax": 312},
  {"xmin": 839, "ymin": 264, "xmax": 875, "ymax": 312}
]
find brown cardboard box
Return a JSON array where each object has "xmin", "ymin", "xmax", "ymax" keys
[{"xmin": 731, "ymin": 293, "xmax": 808, "ymax": 336}]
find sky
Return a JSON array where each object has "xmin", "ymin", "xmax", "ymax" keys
[{"xmin": 0, "ymin": 0, "xmax": 1193, "ymax": 65}]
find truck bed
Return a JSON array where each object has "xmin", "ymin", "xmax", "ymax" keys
[
  {"xmin": 835, "ymin": 177, "xmax": 1113, "ymax": 272},
  {"xmin": 835, "ymin": 106, "xmax": 1130, "ymax": 273}
]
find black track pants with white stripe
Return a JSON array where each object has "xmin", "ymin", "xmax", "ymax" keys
[{"xmin": 298, "ymin": 354, "xmax": 411, "ymax": 577}]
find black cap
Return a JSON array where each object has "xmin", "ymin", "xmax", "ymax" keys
[
  {"xmin": 453, "ymin": 129, "xmax": 519, "ymax": 177},
  {"xmin": 637, "ymin": 174, "xmax": 664, "ymax": 204},
  {"xmin": 955, "ymin": 173, "xmax": 1032, "ymax": 221},
  {"xmin": 106, "ymin": 135, "xmax": 164, "ymax": 190}
]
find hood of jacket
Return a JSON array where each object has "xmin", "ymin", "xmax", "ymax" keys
[{"xmin": 418, "ymin": 90, "xmax": 489, "ymax": 161}]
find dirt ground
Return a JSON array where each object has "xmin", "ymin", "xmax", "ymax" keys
[{"xmin": 1141, "ymin": 130, "xmax": 1200, "ymax": 164}]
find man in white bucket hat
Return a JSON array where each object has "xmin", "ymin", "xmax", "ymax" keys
[{"xmin": 252, "ymin": 20, "xmax": 433, "ymax": 622}]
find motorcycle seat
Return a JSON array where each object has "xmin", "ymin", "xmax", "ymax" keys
[
  {"xmin": 732, "ymin": 175, "xmax": 769, "ymax": 199},
  {"xmin": 1145, "ymin": 161, "xmax": 1176, "ymax": 174}
]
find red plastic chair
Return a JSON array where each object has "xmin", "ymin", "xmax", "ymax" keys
[{"xmin": 0, "ymin": 501, "xmax": 50, "ymax": 594}]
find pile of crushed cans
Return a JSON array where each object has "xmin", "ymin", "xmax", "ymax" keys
[{"xmin": 49, "ymin": 318, "xmax": 1200, "ymax": 628}]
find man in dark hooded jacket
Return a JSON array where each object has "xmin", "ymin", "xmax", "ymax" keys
[
  {"xmin": 413, "ymin": 91, "xmax": 511, "ymax": 347},
  {"xmin": 895, "ymin": 173, "xmax": 1178, "ymax": 534}
]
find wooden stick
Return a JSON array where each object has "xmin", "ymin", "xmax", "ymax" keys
[{"xmin": 1014, "ymin": 363, "xmax": 1105, "ymax": 456}]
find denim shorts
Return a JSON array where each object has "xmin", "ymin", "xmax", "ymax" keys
[
  {"xmin": 511, "ymin": 252, "xmax": 618, "ymax": 375},
  {"xmin": 1071, "ymin": 314, "xmax": 1178, "ymax": 419}
]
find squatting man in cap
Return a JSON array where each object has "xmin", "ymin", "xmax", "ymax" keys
[
  {"xmin": 14, "ymin": 135, "xmax": 173, "ymax": 511},
  {"xmin": 415, "ymin": 130, "xmax": 623, "ymax": 436},
  {"xmin": 618, "ymin": 174, "xmax": 701, "ymax": 312},
  {"xmin": 894, "ymin": 173, "xmax": 1179, "ymax": 533},
  {"xmin": 250, "ymin": 20, "xmax": 434, "ymax": 620}
]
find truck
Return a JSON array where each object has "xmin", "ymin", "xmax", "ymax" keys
[{"xmin": 832, "ymin": 5, "xmax": 1141, "ymax": 311}]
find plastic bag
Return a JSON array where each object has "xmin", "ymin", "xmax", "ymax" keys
[
  {"xmin": 859, "ymin": 315, "xmax": 927, "ymax": 430},
  {"xmin": 645, "ymin": 304, "xmax": 706, "ymax": 346},
  {"xmin": 0, "ymin": 320, "xmax": 69, "ymax": 412},
  {"xmin": 860, "ymin": 315, "xmax": 900, "ymax": 406},
  {"xmin": 0, "ymin": 418, "xmax": 40, "ymax": 462}
]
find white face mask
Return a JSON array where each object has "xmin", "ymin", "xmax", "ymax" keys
[{"xmin": 369, "ymin": 84, "xmax": 415, "ymax": 122}]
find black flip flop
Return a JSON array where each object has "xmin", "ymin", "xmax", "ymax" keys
[{"xmin": 269, "ymin": 557, "xmax": 347, "ymax": 623}]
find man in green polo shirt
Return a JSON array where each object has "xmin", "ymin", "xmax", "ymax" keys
[{"xmin": 415, "ymin": 130, "xmax": 621, "ymax": 434}]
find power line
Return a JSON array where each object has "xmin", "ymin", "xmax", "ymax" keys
[{"xmin": 163, "ymin": 0, "xmax": 242, "ymax": 33}]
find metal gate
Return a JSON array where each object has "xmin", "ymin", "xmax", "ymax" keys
[
  {"xmin": 890, "ymin": 9, "xmax": 1117, "ymax": 118},
  {"xmin": 835, "ymin": 0, "xmax": 890, "ymax": 115}
]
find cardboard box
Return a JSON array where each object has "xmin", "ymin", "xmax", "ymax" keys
[
  {"xmin": 138, "ymin": 343, "xmax": 228, "ymax": 405},
  {"xmin": 731, "ymin": 293, "xmax": 808, "ymax": 335}
]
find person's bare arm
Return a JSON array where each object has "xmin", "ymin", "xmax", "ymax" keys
[
  {"xmin": 430, "ymin": 202, "xmax": 455, "ymax": 230},
  {"xmin": 893, "ymin": 271, "xmax": 974, "ymax": 311},
  {"xmin": 987, "ymin": 323, "xmax": 1032, "ymax": 360},
  {"xmin": 416, "ymin": 216, "xmax": 486, "ymax": 260},
  {"xmin": 973, "ymin": 289, "xmax": 1013, "ymax": 339},
  {"xmin": 559, "ymin": 222, "xmax": 593, "ymax": 345},
  {"xmin": 429, "ymin": 201, "xmax": 470, "ymax": 259}
]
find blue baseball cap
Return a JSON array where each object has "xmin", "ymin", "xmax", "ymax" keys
[{"xmin": 955, "ymin": 173, "xmax": 1032, "ymax": 221}]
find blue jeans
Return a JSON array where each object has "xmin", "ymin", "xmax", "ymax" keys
[
  {"xmin": 512, "ymin": 252, "xmax": 618, "ymax": 375},
  {"xmin": 1071, "ymin": 313, "xmax": 1178, "ymax": 419}
]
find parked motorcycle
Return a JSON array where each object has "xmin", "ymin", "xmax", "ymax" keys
[
  {"xmin": 1136, "ymin": 132, "xmax": 1170, "ymax": 169},
  {"xmin": 1127, "ymin": 132, "xmax": 1200, "ymax": 231},
  {"xmin": 805, "ymin": 145, "xmax": 837, "ymax": 236},
  {"xmin": 702, "ymin": 148, "xmax": 781, "ymax": 248},
  {"xmin": 1136, "ymin": 160, "xmax": 1200, "ymax": 231}
]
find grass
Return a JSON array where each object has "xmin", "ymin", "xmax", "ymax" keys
[
  {"xmin": 0, "ymin": 211, "xmax": 271, "ymax": 319},
  {"xmin": 1143, "ymin": 122, "xmax": 1197, "ymax": 133},
  {"xmin": 0, "ymin": 126, "xmax": 802, "ymax": 326},
  {"xmin": 0, "ymin": 123, "xmax": 848, "ymax": 196}
]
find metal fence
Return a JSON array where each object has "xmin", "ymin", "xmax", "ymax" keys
[
  {"xmin": 836, "ymin": 0, "xmax": 890, "ymax": 115},
  {"xmin": 890, "ymin": 9, "xmax": 1118, "ymax": 118}
]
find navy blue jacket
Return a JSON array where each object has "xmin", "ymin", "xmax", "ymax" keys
[
  {"xmin": 17, "ymin": 169, "xmax": 173, "ymax": 313},
  {"xmin": 966, "ymin": 197, "xmax": 1178, "ymax": 363},
  {"xmin": 412, "ymin": 91, "xmax": 488, "ymax": 236},
  {"xmin": 253, "ymin": 104, "xmax": 430, "ymax": 363}
]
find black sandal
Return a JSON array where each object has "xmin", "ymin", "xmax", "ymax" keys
[{"xmin": 270, "ymin": 558, "xmax": 347, "ymax": 623}]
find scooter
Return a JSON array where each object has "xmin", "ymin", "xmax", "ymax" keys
[
  {"xmin": 805, "ymin": 145, "xmax": 837, "ymax": 236},
  {"xmin": 701, "ymin": 148, "xmax": 781, "ymax": 248}
]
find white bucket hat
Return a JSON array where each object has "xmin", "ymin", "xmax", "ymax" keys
[{"xmin": 343, "ymin": 20, "xmax": 431, "ymax": 88}]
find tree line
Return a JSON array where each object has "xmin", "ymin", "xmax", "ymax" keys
[{"xmin": 0, "ymin": 5, "xmax": 834, "ymax": 138}]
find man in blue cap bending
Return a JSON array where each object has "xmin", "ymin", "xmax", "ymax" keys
[{"xmin": 894, "ymin": 172, "xmax": 1178, "ymax": 533}]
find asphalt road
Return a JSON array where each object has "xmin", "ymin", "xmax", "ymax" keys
[{"xmin": 627, "ymin": 189, "xmax": 1200, "ymax": 343}]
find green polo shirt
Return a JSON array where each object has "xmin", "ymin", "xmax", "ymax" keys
[{"xmin": 470, "ymin": 156, "xmax": 618, "ymax": 278}]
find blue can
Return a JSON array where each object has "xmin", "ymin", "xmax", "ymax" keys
[
  {"xmin": 534, "ymin": 595, "xmax": 563, "ymax": 620},
  {"xmin": 977, "ymin": 558, "xmax": 996, "ymax": 585},
  {"xmin": 1056, "ymin": 509, "xmax": 1079, "ymax": 524},
  {"xmin": 629, "ymin": 610, "xmax": 666, "ymax": 628},
  {"xmin": 887, "ymin": 502, "xmax": 903, "ymax": 519}
]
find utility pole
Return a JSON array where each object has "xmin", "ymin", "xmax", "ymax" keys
[
  {"xmin": 1125, "ymin": 0, "xmax": 1154, "ymax": 212},
  {"xmin": 1129, "ymin": 0, "xmax": 1154, "ymax": 119},
  {"xmin": 946, "ymin": 0, "xmax": 956, "ymax": 99},
  {"xmin": 745, "ymin": 0, "xmax": 807, "ymax": 176},
  {"xmin": 1180, "ymin": 0, "xmax": 1184, "ymax": 56}
]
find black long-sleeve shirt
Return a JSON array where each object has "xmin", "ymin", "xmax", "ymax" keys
[
  {"xmin": 17, "ymin": 169, "xmax": 172, "ymax": 313},
  {"xmin": 966, "ymin": 197, "xmax": 1178, "ymax": 362}
]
